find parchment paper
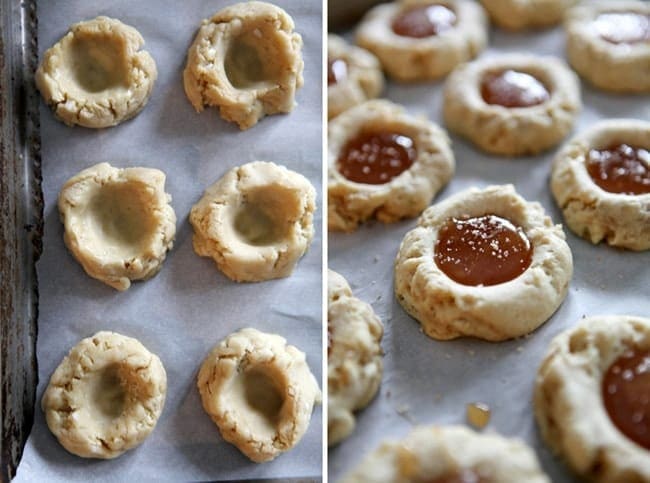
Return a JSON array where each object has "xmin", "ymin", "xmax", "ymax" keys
[
  {"xmin": 329, "ymin": 25, "xmax": 650, "ymax": 483},
  {"xmin": 15, "ymin": 1, "xmax": 322, "ymax": 481}
]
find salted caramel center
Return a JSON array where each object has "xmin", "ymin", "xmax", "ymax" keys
[
  {"xmin": 594, "ymin": 12, "xmax": 650, "ymax": 45},
  {"xmin": 328, "ymin": 58, "xmax": 348, "ymax": 86},
  {"xmin": 586, "ymin": 144, "xmax": 650, "ymax": 195},
  {"xmin": 337, "ymin": 130, "xmax": 416, "ymax": 184},
  {"xmin": 423, "ymin": 469, "xmax": 489, "ymax": 483},
  {"xmin": 392, "ymin": 5, "xmax": 457, "ymax": 38},
  {"xmin": 481, "ymin": 70, "xmax": 550, "ymax": 108},
  {"xmin": 434, "ymin": 214, "xmax": 533, "ymax": 286},
  {"xmin": 602, "ymin": 348, "xmax": 650, "ymax": 450}
]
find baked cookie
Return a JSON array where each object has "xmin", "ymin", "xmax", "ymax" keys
[
  {"xmin": 341, "ymin": 425, "xmax": 550, "ymax": 482},
  {"xmin": 551, "ymin": 120, "xmax": 650, "ymax": 251},
  {"xmin": 328, "ymin": 34, "xmax": 384, "ymax": 119},
  {"xmin": 36, "ymin": 16, "xmax": 157, "ymax": 128},
  {"xmin": 566, "ymin": 1, "xmax": 650, "ymax": 94},
  {"xmin": 443, "ymin": 53, "xmax": 581, "ymax": 156},
  {"xmin": 197, "ymin": 328, "xmax": 321, "ymax": 462},
  {"xmin": 190, "ymin": 161, "xmax": 316, "ymax": 282},
  {"xmin": 535, "ymin": 315, "xmax": 650, "ymax": 482},
  {"xmin": 480, "ymin": 0, "xmax": 579, "ymax": 30},
  {"xmin": 356, "ymin": 0, "xmax": 487, "ymax": 82},
  {"xmin": 394, "ymin": 185, "xmax": 572, "ymax": 341},
  {"xmin": 328, "ymin": 100, "xmax": 455, "ymax": 232},
  {"xmin": 58, "ymin": 163, "xmax": 176, "ymax": 291},
  {"xmin": 183, "ymin": 1, "xmax": 304, "ymax": 130},
  {"xmin": 42, "ymin": 331, "xmax": 167, "ymax": 459},
  {"xmin": 328, "ymin": 269, "xmax": 384, "ymax": 446}
]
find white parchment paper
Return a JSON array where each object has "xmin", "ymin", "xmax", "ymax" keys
[
  {"xmin": 329, "ymin": 25, "xmax": 650, "ymax": 483},
  {"xmin": 15, "ymin": 1, "xmax": 322, "ymax": 481}
]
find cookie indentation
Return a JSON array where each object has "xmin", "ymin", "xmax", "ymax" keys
[
  {"xmin": 225, "ymin": 32, "xmax": 282, "ymax": 89},
  {"xmin": 87, "ymin": 182, "xmax": 158, "ymax": 257},
  {"xmin": 586, "ymin": 144, "xmax": 650, "ymax": 195},
  {"xmin": 69, "ymin": 33, "xmax": 129, "ymax": 93},
  {"xmin": 87, "ymin": 363, "xmax": 127, "ymax": 422},
  {"xmin": 481, "ymin": 70, "xmax": 550, "ymax": 108}
]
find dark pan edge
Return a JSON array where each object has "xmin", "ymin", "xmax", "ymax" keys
[{"xmin": 0, "ymin": 0, "xmax": 42, "ymax": 480}]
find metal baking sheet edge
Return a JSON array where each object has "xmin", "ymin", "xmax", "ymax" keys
[{"xmin": 0, "ymin": 0, "xmax": 42, "ymax": 480}]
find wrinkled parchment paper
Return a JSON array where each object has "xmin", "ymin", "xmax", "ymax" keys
[
  {"xmin": 15, "ymin": 1, "xmax": 322, "ymax": 481},
  {"xmin": 329, "ymin": 24, "xmax": 650, "ymax": 483}
]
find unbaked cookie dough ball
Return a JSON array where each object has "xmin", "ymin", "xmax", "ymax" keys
[
  {"xmin": 443, "ymin": 53, "xmax": 581, "ymax": 156},
  {"xmin": 42, "ymin": 331, "xmax": 167, "ymax": 459},
  {"xmin": 356, "ymin": 0, "xmax": 488, "ymax": 82},
  {"xmin": 566, "ymin": 1, "xmax": 650, "ymax": 94},
  {"xmin": 183, "ymin": 1, "xmax": 304, "ymax": 130},
  {"xmin": 395, "ymin": 185, "xmax": 573, "ymax": 341},
  {"xmin": 58, "ymin": 163, "xmax": 176, "ymax": 291},
  {"xmin": 197, "ymin": 328, "xmax": 321, "ymax": 462},
  {"xmin": 190, "ymin": 161, "xmax": 316, "ymax": 282},
  {"xmin": 328, "ymin": 100, "xmax": 455, "ymax": 232},
  {"xmin": 36, "ymin": 16, "xmax": 157, "ymax": 128},
  {"xmin": 328, "ymin": 34, "xmax": 384, "ymax": 119},
  {"xmin": 551, "ymin": 119, "xmax": 650, "ymax": 251},
  {"xmin": 341, "ymin": 425, "xmax": 550, "ymax": 482},
  {"xmin": 535, "ymin": 315, "xmax": 650, "ymax": 482},
  {"xmin": 480, "ymin": 0, "xmax": 579, "ymax": 30},
  {"xmin": 328, "ymin": 269, "xmax": 383, "ymax": 446}
]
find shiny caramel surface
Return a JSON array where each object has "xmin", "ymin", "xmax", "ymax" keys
[
  {"xmin": 337, "ymin": 130, "xmax": 416, "ymax": 184},
  {"xmin": 392, "ymin": 5, "xmax": 457, "ymax": 38},
  {"xmin": 434, "ymin": 214, "xmax": 533, "ymax": 286},
  {"xmin": 586, "ymin": 144, "xmax": 650, "ymax": 195},
  {"xmin": 602, "ymin": 348, "xmax": 650, "ymax": 450},
  {"xmin": 481, "ymin": 70, "xmax": 550, "ymax": 108}
]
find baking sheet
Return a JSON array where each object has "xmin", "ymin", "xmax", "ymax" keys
[
  {"xmin": 328, "ymin": 24, "xmax": 650, "ymax": 483},
  {"xmin": 14, "ymin": 1, "xmax": 322, "ymax": 481}
]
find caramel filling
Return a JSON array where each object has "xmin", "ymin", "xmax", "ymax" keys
[
  {"xmin": 586, "ymin": 143, "xmax": 650, "ymax": 195},
  {"xmin": 481, "ymin": 70, "xmax": 550, "ymax": 108},
  {"xmin": 392, "ymin": 5, "xmax": 457, "ymax": 38},
  {"xmin": 594, "ymin": 12, "xmax": 650, "ymax": 45},
  {"xmin": 423, "ymin": 469, "xmax": 489, "ymax": 483},
  {"xmin": 337, "ymin": 130, "xmax": 416, "ymax": 184},
  {"xmin": 328, "ymin": 58, "xmax": 348, "ymax": 86},
  {"xmin": 434, "ymin": 214, "xmax": 533, "ymax": 286},
  {"xmin": 602, "ymin": 348, "xmax": 650, "ymax": 450}
]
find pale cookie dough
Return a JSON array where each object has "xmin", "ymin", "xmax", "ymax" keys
[
  {"xmin": 341, "ymin": 425, "xmax": 550, "ymax": 482},
  {"xmin": 328, "ymin": 34, "xmax": 383, "ymax": 119},
  {"xmin": 480, "ymin": 0, "xmax": 579, "ymax": 30},
  {"xmin": 197, "ymin": 328, "xmax": 321, "ymax": 462},
  {"xmin": 443, "ymin": 53, "xmax": 581, "ymax": 156},
  {"xmin": 566, "ymin": 1, "xmax": 650, "ymax": 94},
  {"xmin": 534, "ymin": 315, "xmax": 650, "ymax": 482},
  {"xmin": 356, "ymin": 0, "xmax": 487, "ymax": 82},
  {"xmin": 328, "ymin": 100, "xmax": 455, "ymax": 232},
  {"xmin": 36, "ymin": 16, "xmax": 157, "ymax": 128},
  {"xmin": 183, "ymin": 1, "xmax": 304, "ymax": 130},
  {"xmin": 394, "ymin": 185, "xmax": 573, "ymax": 341},
  {"xmin": 190, "ymin": 161, "xmax": 316, "ymax": 282},
  {"xmin": 42, "ymin": 331, "xmax": 167, "ymax": 459},
  {"xmin": 58, "ymin": 162, "xmax": 176, "ymax": 291},
  {"xmin": 551, "ymin": 119, "xmax": 650, "ymax": 251},
  {"xmin": 328, "ymin": 269, "xmax": 384, "ymax": 446}
]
